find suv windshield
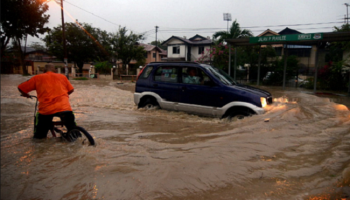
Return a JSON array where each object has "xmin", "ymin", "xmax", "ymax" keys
[{"xmin": 202, "ymin": 64, "xmax": 237, "ymax": 85}]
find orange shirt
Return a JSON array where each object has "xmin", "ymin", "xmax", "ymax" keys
[{"xmin": 18, "ymin": 72, "xmax": 74, "ymax": 115}]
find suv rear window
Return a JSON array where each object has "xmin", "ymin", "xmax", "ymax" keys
[
  {"xmin": 139, "ymin": 66, "xmax": 153, "ymax": 79},
  {"xmin": 154, "ymin": 66, "xmax": 179, "ymax": 83}
]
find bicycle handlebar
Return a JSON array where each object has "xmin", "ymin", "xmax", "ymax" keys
[{"xmin": 20, "ymin": 94, "xmax": 37, "ymax": 99}]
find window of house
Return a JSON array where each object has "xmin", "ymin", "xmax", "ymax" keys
[
  {"xmin": 153, "ymin": 53, "xmax": 156, "ymax": 58},
  {"xmin": 198, "ymin": 46, "xmax": 204, "ymax": 54},
  {"xmin": 154, "ymin": 66, "xmax": 178, "ymax": 83},
  {"xmin": 173, "ymin": 46, "xmax": 180, "ymax": 54},
  {"xmin": 144, "ymin": 52, "xmax": 148, "ymax": 58}
]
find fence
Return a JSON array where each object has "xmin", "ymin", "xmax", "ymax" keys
[{"xmin": 73, "ymin": 73, "xmax": 100, "ymax": 79}]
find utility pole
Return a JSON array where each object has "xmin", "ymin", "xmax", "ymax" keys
[
  {"xmin": 345, "ymin": 3, "xmax": 349, "ymax": 24},
  {"xmin": 155, "ymin": 26, "xmax": 159, "ymax": 62},
  {"xmin": 223, "ymin": 13, "xmax": 232, "ymax": 75},
  {"xmin": 346, "ymin": 4, "xmax": 350, "ymax": 94},
  {"xmin": 60, "ymin": 0, "xmax": 68, "ymax": 79}
]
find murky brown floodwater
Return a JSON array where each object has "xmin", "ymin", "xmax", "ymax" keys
[{"xmin": 1, "ymin": 74, "xmax": 350, "ymax": 200}]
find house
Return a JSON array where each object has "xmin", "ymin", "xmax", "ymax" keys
[
  {"xmin": 1, "ymin": 46, "xmax": 58, "ymax": 74},
  {"xmin": 22, "ymin": 47, "xmax": 56, "ymax": 62},
  {"xmin": 161, "ymin": 34, "xmax": 213, "ymax": 63},
  {"xmin": 138, "ymin": 43, "xmax": 164, "ymax": 64},
  {"xmin": 257, "ymin": 27, "xmax": 318, "ymax": 74},
  {"xmin": 159, "ymin": 49, "xmax": 167, "ymax": 60}
]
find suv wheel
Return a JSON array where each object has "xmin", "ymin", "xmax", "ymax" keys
[
  {"xmin": 225, "ymin": 107, "xmax": 253, "ymax": 120},
  {"xmin": 139, "ymin": 97, "xmax": 159, "ymax": 110}
]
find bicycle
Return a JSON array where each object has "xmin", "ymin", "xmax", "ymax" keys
[{"xmin": 27, "ymin": 95, "xmax": 95, "ymax": 146}]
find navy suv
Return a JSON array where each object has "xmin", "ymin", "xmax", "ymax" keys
[{"xmin": 134, "ymin": 62, "xmax": 273, "ymax": 119}]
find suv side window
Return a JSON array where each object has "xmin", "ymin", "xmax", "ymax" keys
[
  {"xmin": 139, "ymin": 66, "xmax": 153, "ymax": 79},
  {"xmin": 181, "ymin": 67, "xmax": 211, "ymax": 85},
  {"xmin": 154, "ymin": 66, "xmax": 179, "ymax": 83}
]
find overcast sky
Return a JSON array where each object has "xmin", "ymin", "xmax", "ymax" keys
[{"xmin": 27, "ymin": 0, "xmax": 349, "ymax": 46}]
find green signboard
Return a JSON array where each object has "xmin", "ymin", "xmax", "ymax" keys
[{"xmin": 249, "ymin": 33, "xmax": 323, "ymax": 43}]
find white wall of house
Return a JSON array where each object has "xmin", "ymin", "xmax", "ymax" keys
[
  {"xmin": 167, "ymin": 45, "xmax": 187, "ymax": 58},
  {"xmin": 190, "ymin": 46, "xmax": 211, "ymax": 61}
]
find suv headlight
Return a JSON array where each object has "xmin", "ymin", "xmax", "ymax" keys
[{"xmin": 260, "ymin": 97, "xmax": 267, "ymax": 108}]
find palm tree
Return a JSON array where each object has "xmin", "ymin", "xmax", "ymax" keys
[{"xmin": 213, "ymin": 20, "xmax": 253, "ymax": 44}]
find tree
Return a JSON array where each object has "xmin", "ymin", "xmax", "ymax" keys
[
  {"xmin": 30, "ymin": 42, "xmax": 46, "ymax": 51},
  {"xmin": 150, "ymin": 40, "xmax": 166, "ymax": 50},
  {"xmin": 43, "ymin": 22, "xmax": 111, "ymax": 73},
  {"xmin": 94, "ymin": 61, "xmax": 112, "ymax": 75},
  {"xmin": 1, "ymin": 0, "xmax": 50, "ymax": 74},
  {"xmin": 110, "ymin": 27, "xmax": 146, "ymax": 73},
  {"xmin": 213, "ymin": 20, "xmax": 253, "ymax": 44},
  {"xmin": 333, "ymin": 23, "xmax": 350, "ymax": 51},
  {"xmin": 314, "ymin": 23, "xmax": 350, "ymax": 91}
]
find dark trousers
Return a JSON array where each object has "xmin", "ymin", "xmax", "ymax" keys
[{"xmin": 34, "ymin": 111, "xmax": 76, "ymax": 139}]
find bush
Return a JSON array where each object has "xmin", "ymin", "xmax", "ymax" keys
[
  {"xmin": 94, "ymin": 61, "xmax": 112, "ymax": 75},
  {"xmin": 73, "ymin": 77, "xmax": 88, "ymax": 80}
]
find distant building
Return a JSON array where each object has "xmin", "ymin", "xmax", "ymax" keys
[
  {"xmin": 138, "ymin": 43, "xmax": 164, "ymax": 64},
  {"xmin": 161, "ymin": 34, "xmax": 213, "ymax": 63},
  {"xmin": 257, "ymin": 27, "xmax": 319, "ymax": 74},
  {"xmin": 1, "ymin": 46, "xmax": 58, "ymax": 74}
]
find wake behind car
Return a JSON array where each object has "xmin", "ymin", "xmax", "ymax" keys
[{"xmin": 134, "ymin": 62, "xmax": 273, "ymax": 119}]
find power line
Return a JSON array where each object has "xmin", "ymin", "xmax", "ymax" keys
[
  {"xmin": 58, "ymin": 2, "xmax": 343, "ymax": 38},
  {"xmin": 64, "ymin": 0, "xmax": 120, "ymax": 26},
  {"xmin": 159, "ymin": 21, "xmax": 343, "ymax": 32},
  {"xmin": 158, "ymin": 27, "xmax": 338, "ymax": 34}
]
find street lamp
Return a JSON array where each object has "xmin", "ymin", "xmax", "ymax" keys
[{"xmin": 223, "ymin": 13, "xmax": 232, "ymax": 34}]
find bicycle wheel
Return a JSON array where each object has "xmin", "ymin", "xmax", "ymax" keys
[{"xmin": 68, "ymin": 126, "xmax": 95, "ymax": 146}]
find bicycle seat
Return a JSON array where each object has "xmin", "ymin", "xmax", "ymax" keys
[{"xmin": 52, "ymin": 111, "xmax": 72, "ymax": 117}]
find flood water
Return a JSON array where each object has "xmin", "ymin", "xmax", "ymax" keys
[{"xmin": 1, "ymin": 74, "xmax": 350, "ymax": 200}]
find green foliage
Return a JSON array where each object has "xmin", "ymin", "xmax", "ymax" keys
[
  {"xmin": 312, "ymin": 23, "xmax": 350, "ymax": 91},
  {"xmin": 316, "ymin": 61, "xmax": 347, "ymax": 90},
  {"xmin": 135, "ymin": 59, "xmax": 146, "ymax": 69},
  {"xmin": 43, "ymin": 22, "xmax": 111, "ymax": 72},
  {"xmin": 94, "ymin": 61, "xmax": 112, "ymax": 74},
  {"xmin": 1, "ymin": 0, "xmax": 50, "ymax": 53},
  {"xmin": 333, "ymin": 23, "xmax": 350, "ymax": 51},
  {"xmin": 110, "ymin": 26, "xmax": 146, "ymax": 73},
  {"xmin": 150, "ymin": 40, "xmax": 166, "ymax": 50},
  {"xmin": 262, "ymin": 55, "xmax": 300, "ymax": 85},
  {"xmin": 30, "ymin": 42, "xmax": 46, "ymax": 51},
  {"xmin": 213, "ymin": 20, "xmax": 253, "ymax": 44},
  {"xmin": 196, "ymin": 43, "xmax": 230, "ymax": 69},
  {"xmin": 73, "ymin": 77, "xmax": 88, "ymax": 80},
  {"xmin": 1, "ymin": 0, "xmax": 50, "ymax": 74}
]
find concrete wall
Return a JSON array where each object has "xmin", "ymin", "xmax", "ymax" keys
[{"xmin": 26, "ymin": 61, "xmax": 92, "ymax": 75}]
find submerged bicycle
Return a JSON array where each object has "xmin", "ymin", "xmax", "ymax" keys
[{"xmin": 28, "ymin": 95, "xmax": 95, "ymax": 146}]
